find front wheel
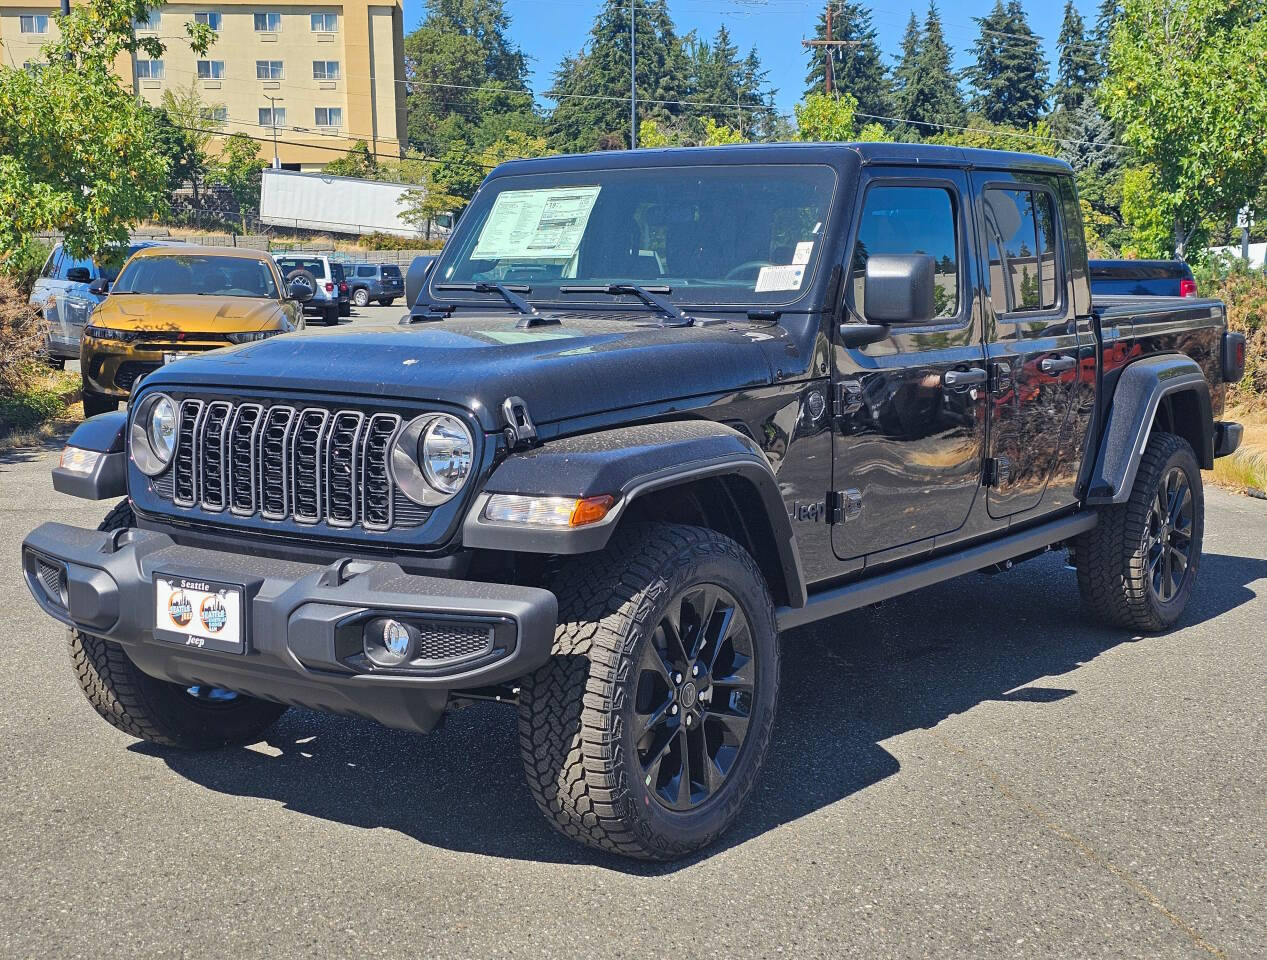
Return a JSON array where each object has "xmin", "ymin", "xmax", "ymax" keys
[
  {"xmin": 518, "ymin": 523, "xmax": 779, "ymax": 860},
  {"xmin": 82, "ymin": 389, "xmax": 118, "ymax": 418},
  {"xmin": 1076, "ymin": 431, "xmax": 1204, "ymax": 631}
]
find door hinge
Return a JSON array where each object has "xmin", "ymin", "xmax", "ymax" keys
[
  {"xmin": 833, "ymin": 379, "xmax": 863, "ymax": 418},
  {"xmin": 501, "ymin": 395, "xmax": 538, "ymax": 449},
  {"xmin": 984, "ymin": 457, "xmax": 1011, "ymax": 487},
  {"xmin": 827, "ymin": 488, "xmax": 862, "ymax": 524},
  {"xmin": 989, "ymin": 361, "xmax": 1012, "ymax": 395}
]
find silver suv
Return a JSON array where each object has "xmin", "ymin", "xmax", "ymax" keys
[{"xmin": 272, "ymin": 253, "xmax": 347, "ymax": 325}]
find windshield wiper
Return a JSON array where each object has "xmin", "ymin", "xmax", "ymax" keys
[
  {"xmin": 434, "ymin": 281, "xmax": 540, "ymax": 317},
  {"xmin": 558, "ymin": 284, "xmax": 694, "ymax": 327}
]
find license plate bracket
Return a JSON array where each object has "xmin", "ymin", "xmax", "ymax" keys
[{"xmin": 153, "ymin": 575, "xmax": 245, "ymax": 654}]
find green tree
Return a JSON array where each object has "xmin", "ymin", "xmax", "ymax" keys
[
  {"xmin": 160, "ymin": 81, "xmax": 223, "ymax": 206},
  {"xmin": 1053, "ymin": 1, "xmax": 1098, "ymax": 114},
  {"xmin": 794, "ymin": 91, "xmax": 893, "ymax": 143},
  {"xmin": 802, "ymin": 2, "xmax": 889, "ymax": 121},
  {"xmin": 1102, "ymin": 0, "xmax": 1267, "ymax": 258},
  {"xmin": 965, "ymin": 0, "xmax": 1048, "ymax": 128},
  {"xmin": 0, "ymin": 0, "xmax": 214, "ymax": 264},
  {"xmin": 893, "ymin": 4, "xmax": 966, "ymax": 136},
  {"xmin": 324, "ymin": 140, "xmax": 379, "ymax": 179},
  {"xmin": 422, "ymin": 0, "xmax": 527, "ymax": 86},
  {"xmin": 1092, "ymin": 0, "xmax": 1121, "ymax": 81},
  {"xmin": 144, "ymin": 104, "xmax": 206, "ymax": 202},
  {"xmin": 1059, "ymin": 99, "xmax": 1127, "ymax": 254},
  {"xmin": 548, "ymin": 0, "xmax": 690, "ymax": 152},
  {"xmin": 206, "ymin": 132, "xmax": 265, "ymax": 232}
]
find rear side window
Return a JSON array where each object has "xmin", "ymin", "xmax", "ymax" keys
[
  {"xmin": 983, "ymin": 188, "xmax": 1061, "ymax": 314},
  {"xmin": 357, "ymin": 265, "xmax": 375, "ymax": 278},
  {"xmin": 277, "ymin": 258, "xmax": 326, "ymax": 278},
  {"xmin": 382, "ymin": 265, "xmax": 402, "ymax": 280},
  {"xmin": 851, "ymin": 185, "xmax": 960, "ymax": 320}
]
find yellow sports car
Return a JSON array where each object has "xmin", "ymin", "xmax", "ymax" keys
[{"xmin": 80, "ymin": 246, "xmax": 310, "ymax": 416}]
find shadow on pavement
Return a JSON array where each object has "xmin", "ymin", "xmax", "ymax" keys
[{"xmin": 135, "ymin": 549, "xmax": 1267, "ymax": 873}]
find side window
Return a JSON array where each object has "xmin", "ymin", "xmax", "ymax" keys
[
  {"xmin": 357, "ymin": 266, "xmax": 375, "ymax": 278},
  {"xmin": 851, "ymin": 185, "xmax": 959, "ymax": 320},
  {"xmin": 42, "ymin": 248, "xmax": 63, "ymax": 279},
  {"xmin": 983, "ymin": 187, "xmax": 1061, "ymax": 314}
]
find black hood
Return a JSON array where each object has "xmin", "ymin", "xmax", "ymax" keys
[{"xmin": 142, "ymin": 313, "xmax": 795, "ymax": 432}]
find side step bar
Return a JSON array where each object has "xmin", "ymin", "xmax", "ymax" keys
[{"xmin": 776, "ymin": 512, "xmax": 1097, "ymax": 631}]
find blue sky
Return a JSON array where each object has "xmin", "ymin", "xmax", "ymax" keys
[{"xmin": 400, "ymin": 0, "xmax": 1097, "ymax": 116}]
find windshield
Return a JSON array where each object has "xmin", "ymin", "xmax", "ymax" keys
[
  {"xmin": 114, "ymin": 255, "xmax": 279, "ymax": 298},
  {"xmin": 431, "ymin": 163, "xmax": 838, "ymax": 307}
]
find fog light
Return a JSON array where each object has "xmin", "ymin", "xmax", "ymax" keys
[{"xmin": 364, "ymin": 617, "xmax": 417, "ymax": 667}]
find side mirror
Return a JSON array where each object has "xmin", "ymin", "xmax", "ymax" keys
[
  {"xmin": 862, "ymin": 254, "xmax": 936, "ymax": 325},
  {"xmin": 66, "ymin": 267, "xmax": 92, "ymax": 283},
  {"xmin": 287, "ymin": 278, "xmax": 315, "ymax": 303},
  {"xmin": 405, "ymin": 254, "xmax": 437, "ymax": 308},
  {"xmin": 87, "ymin": 277, "xmax": 110, "ymax": 295}
]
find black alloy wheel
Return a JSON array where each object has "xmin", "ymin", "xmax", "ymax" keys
[
  {"xmin": 634, "ymin": 584, "xmax": 756, "ymax": 811},
  {"xmin": 1146, "ymin": 465, "xmax": 1195, "ymax": 604}
]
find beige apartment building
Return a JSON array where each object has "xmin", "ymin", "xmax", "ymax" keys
[{"xmin": 0, "ymin": 0, "xmax": 406, "ymax": 171}]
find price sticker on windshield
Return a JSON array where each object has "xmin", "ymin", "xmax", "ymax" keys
[{"xmin": 755, "ymin": 264, "xmax": 805, "ymax": 292}]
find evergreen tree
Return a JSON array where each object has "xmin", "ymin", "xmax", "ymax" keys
[
  {"xmin": 1092, "ymin": 0, "xmax": 1120, "ymax": 81},
  {"xmin": 547, "ymin": 0, "xmax": 690, "ymax": 153},
  {"xmin": 802, "ymin": 2, "xmax": 889, "ymax": 120},
  {"xmin": 890, "ymin": 12, "xmax": 923, "ymax": 138},
  {"xmin": 423, "ymin": 0, "xmax": 527, "ymax": 87},
  {"xmin": 1059, "ymin": 98, "xmax": 1127, "ymax": 253},
  {"xmin": 965, "ymin": 0, "xmax": 1048, "ymax": 128},
  {"xmin": 1053, "ymin": 1, "xmax": 1097, "ymax": 114},
  {"xmin": 894, "ymin": 4, "xmax": 966, "ymax": 135}
]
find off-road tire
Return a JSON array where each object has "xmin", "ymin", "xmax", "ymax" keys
[
  {"xmin": 323, "ymin": 304, "xmax": 339, "ymax": 326},
  {"xmin": 518, "ymin": 523, "xmax": 779, "ymax": 860},
  {"xmin": 338, "ymin": 302, "xmax": 351, "ymax": 317},
  {"xmin": 1076, "ymin": 431, "xmax": 1204, "ymax": 631},
  {"xmin": 69, "ymin": 501, "xmax": 288, "ymax": 749},
  {"xmin": 82, "ymin": 390, "xmax": 118, "ymax": 418},
  {"xmin": 352, "ymin": 288, "xmax": 370, "ymax": 307}
]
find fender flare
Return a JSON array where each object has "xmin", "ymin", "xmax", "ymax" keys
[
  {"xmin": 1086, "ymin": 354, "xmax": 1212, "ymax": 506},
  {"xmin": 51, "ymin": 410, "xmax": 128, "ymax": 500},
  {"xmin": 463, "ymin": 420, "xmax": 807, "ymax": 607}
]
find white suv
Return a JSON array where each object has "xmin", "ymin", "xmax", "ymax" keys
[{"xmin": 272, "ymin": 253, "xmax": 347, "ymax": 325}]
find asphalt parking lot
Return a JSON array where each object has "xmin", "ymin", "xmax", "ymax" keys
[{"xmin": 1, "ymin": 412, "xmax": 1263, "ymax": 957}]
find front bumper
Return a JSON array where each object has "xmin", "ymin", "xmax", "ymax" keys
[
  {"xmin": 82, "ymin": 340, "xmax": 222, "ymax": 399},
  {"xmin": 22, "ymin": 522, "xmax": 557, "ymax": 733}
]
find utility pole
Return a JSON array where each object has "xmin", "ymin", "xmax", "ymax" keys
[
  {"xmin": 802, "ymin": 2, "xmax": 861, "ymax": 97},
  {"xmin": 266, "ymin": 95, "xmax": 284, "ymax": 169},
  {"xmin": 629, "ymin": 0, "xmax": 637, "ymax": 148}
]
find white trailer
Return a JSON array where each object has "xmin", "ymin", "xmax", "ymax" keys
[{"xmin": 258, "ymin": 168, "xmax": 436, "ymax": 239}]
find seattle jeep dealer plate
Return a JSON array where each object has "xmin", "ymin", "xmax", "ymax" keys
[{"xmin": 154, "ymin": 575, "xmax": 244, "ymax": 654}]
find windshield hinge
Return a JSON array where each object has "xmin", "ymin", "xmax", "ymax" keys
[{"xmin": 502, "ymin": 396, "xmax": 538, "ymax": 449}]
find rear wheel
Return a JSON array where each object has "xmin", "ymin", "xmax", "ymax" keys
[
  {"xmin": 69, "ymin": 501, "xmax": 288, "ymax": 749},
  {"xmin": 518, "ymin": 523, "xmax": 779, "ymax": 860},
  {"xmin": 378, "ymin": 297, "xmax": 394, "ymax": 307},
  {"xmin": 351, "ymin": 288, "xmax": 370, "ymax": 307},
  {"xmin": 323, "ymin": 304, "xmax": 339, "ymax": 325},
  {"xmin": 1076, "ymin": 431, "xmax": 1204, "ymax": 631}
]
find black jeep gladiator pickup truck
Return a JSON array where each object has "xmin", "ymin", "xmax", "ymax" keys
[{"xmin": 22, "ymin": 143, "xmax": 1246, "ymax": 860}]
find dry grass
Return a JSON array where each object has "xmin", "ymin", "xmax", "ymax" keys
[{"xmin": 1204, "ymin": 406, "xmax": 1267, "ymax": 497}]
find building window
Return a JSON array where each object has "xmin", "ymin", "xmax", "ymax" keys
[
  {"xmin": 312, "ymin": 60, "xmax": 340, "ymax": 80},
  {"xmin": 199, "ymin": 106, "xmax": 228, "ymax": 122},
  {"xmin": 253, "ymin": 12, "xmax": 282, "ymax": 31},
  {"xmin": 23, "ymin": 60, "xmax": 47, "ymax": 74},
  {"xmin": 315, "ymin": 106, "xmax": 342, "ymax": 128},
  {"xmin": 256, "ymin": 60, "xmax": 284, "ymax": 80},
  {"xmin": 136, "ymin": 59, "xmax": 164, "ymax": 80},
  {"xmin": 194, "ymin": 11, "xmax": 222, "ymax": 31},
  {"xmin": 259, "ymin": 106, "xmax": 286, "ymax": 127},
  {"xmin": 134, "ymin": 10, "xmax": 161, "ymax": 31},
  {"xmin": 196, "ymin": 60, "xmax": 225, "ymax": 79},
  {"xmin": 310, "ymin": 12, "xmax": 337, "ymax": 32},
  {"xmin": 19, "ymin": 14, "xmax": 49, "ymax": 33}
]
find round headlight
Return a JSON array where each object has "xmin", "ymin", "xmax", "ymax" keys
[
  {"xmin": 148, "ymin": 395, "xmax": 178, "ymax": 463},
  {"xmin": 390, "ymin": 413, "xmax": 476, "ymax": 506},
  {"xmin": 130, "ymin": 392, "xmax": 178, "ymax": 477},
  {"xmin": 421, "ymin": 415, "xmax": 473, "ymax": 495}
]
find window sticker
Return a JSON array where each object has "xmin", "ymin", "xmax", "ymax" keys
[
  {"xmin": 754, "ymin": 264, "xmax": 805, "ymax": 292},
  {"xmin": 792, "ymin": 241, "xmax": 814, "ymax": 265},
  {"xmin": 472, "ymin": 186, "xmax": 602, "ymax": 260}
]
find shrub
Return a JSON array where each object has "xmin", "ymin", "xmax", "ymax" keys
[
  {"xmin": 1195, "ymin": 257, "xmax": 1267, "ymax": 409},
  {"xmin": 2, "ymin": 239, "xmax": 51, "ymax": 298},
  {"xmin": 0, "ymin": 269, "xmax": 47, "ymax": 396}
]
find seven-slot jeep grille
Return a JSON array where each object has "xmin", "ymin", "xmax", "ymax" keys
[{"xmin": 156, "ymin": 398, "xmax": 427, "ymax": 532}]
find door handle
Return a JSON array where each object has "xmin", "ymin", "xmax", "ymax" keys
[
  {"xmin": 943, "ymin": 367, "xmax": 988, "ymax": 387},
  {"xmin": 1040, "ymin": 355, "xmax": 1077, "ymax": 374}
]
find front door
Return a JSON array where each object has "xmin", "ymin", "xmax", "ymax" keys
[
  {"xmin": 832, "ymin": 170, "xmax": 990, "ymax": 563},
  {"xmin": 975, "ymin": 174, "xmax": 1083, "ymax": 517}
]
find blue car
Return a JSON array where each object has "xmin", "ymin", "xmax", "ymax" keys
[
  {"xmin": 347, "ymin": 262, "xmax": 406, "ymax": 307},
  {"xmin": 29, "ymin": 241, "xmax": 169, "ymax": 367}
]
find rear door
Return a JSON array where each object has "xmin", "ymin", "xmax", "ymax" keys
[
  {"xmin": 975, "ymin": 173, "xmax": 1084, "ymax": 517},
  {"xmin": 831, "ymin": 168, "xmax": 990, "ymax": 564}
]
